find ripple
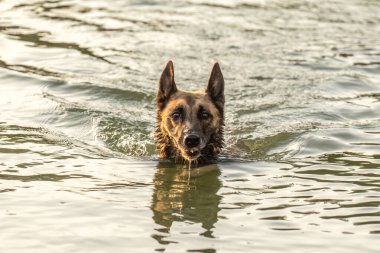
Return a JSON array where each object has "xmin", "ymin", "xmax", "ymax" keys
[{"xmin": 1, "ymin": 0, "xmax": 380, "ymax": 252}]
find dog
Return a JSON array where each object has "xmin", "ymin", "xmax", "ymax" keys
[{"xmin": 155, "ymin": 61, "xmax": 224, "ymax": 164}]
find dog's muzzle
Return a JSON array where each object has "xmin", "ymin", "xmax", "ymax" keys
[{"xmin": 181, "ymin": 132, "xmax": 204, "ymax": 160}]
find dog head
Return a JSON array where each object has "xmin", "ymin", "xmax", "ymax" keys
[{"xmin": 156, "ymin": 61, "xmax": 224, "ymax": 162}]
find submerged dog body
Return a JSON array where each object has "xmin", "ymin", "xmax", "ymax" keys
[{"xmin": 155, "ymin": 61, "xmax": 225, "ymax": 163}]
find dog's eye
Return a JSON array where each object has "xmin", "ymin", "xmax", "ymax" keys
[
  {"xmin": 201, "ymin": 112, "xmax": 211, "ymax": 120},
  {"xmin": 171, "ymin": 112, "xmax": 181, "ymax": 121}
]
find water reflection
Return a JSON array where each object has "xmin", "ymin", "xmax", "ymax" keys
[{"xmin": 151, "ymin": 162, "xmax": 221, "ymax": 243}]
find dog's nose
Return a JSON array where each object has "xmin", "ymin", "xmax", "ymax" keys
[{"xmin": 185, "ymin": 134, "xmax": 200, "ymax": 148}]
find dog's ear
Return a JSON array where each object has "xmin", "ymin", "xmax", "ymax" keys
[
  {"xmin": 206, "ymin": 62, "xmax": 225, "ymax": 107},
  {"xmin": 157, "ymin": 60, "xmax": 177, "ymax": 110}
]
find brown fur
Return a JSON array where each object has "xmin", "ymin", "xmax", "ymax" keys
[{"xmin": 155, "ymin": 61, "xmax": 225, "ymax": 164}]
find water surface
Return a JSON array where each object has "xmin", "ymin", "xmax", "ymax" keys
[{"xmin": 1, "ymin": 0, "xmax": 380, "ymax": 252}]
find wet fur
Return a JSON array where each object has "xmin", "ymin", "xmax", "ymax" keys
[{"xmin": 155, "ymin": 61, "xmax": 225, "ymax": 164}]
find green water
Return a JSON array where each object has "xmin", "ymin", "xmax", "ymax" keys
[{"xmin": 1, "ymin": 0, "xmax": 380, "ymax": 252}]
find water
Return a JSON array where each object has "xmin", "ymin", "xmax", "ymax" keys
[{"xmin": 1, "ymin": 0, "xmax": 380, "ymax": 252}]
